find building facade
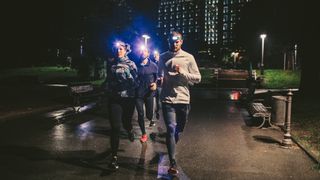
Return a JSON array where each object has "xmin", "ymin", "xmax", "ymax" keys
[{"xmin": 157, "ymin": 0, "xmax": 252, "ymax": 62}]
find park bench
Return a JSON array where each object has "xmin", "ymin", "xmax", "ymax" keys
[
  {"xmin": 68, "ymin": 82, "xmax": 104, "ymax": 113},
  {"xmin": 248, "ymin": 102, "xmax": 272, "ymax": 128}
]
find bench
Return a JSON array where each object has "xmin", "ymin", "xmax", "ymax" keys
[
  {"xmin": 68, "ymin": 82, "xmax": 104, "ymax": 113},
  {"xmin": 248, "ymin": 102, "xmax": 272, "ymax": 128}
]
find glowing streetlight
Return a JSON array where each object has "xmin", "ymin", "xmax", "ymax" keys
[
  {"xmin": 260, "ymin": 34, "xmax": 267, "ymax": 75},
  {"xmin": 142, "ymin": 34, "xmax": 150, "ymax": 46},
  {"xmin": 231, "ymin": 52, "xmax": 239, "ymax": 68}
]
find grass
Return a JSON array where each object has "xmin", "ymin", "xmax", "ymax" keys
[
  {"xmin": 0, "ymin": 66, "xmax": 77, "ymax": 80},
  {"xmin": 199, "ymin": 68, "xmax": 213, "ymax": 84},
  {"xmin": 259, "ymin": 69, "xmax": 301, "ymax": 89},
  {"xmin": 291, "ymin": 97, "xmax": 320, "ymax": 166}
]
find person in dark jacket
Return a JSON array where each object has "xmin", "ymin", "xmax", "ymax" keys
[
  {"xmin": 105, "ymin": 41, "xmax": 137, "ymax": 170},
  {"xmin": 152, "ymin": 50, "xmax": 162, "ymax": 120},
  {"xmin": 135, "ymin": 47, "xmax": 158, "ymax": 143}
]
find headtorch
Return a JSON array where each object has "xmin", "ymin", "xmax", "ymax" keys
[{"xmin": 169, "ymin": 36, "xmax": 182, "ymax": 43}]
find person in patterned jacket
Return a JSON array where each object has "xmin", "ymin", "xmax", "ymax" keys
[{"xmin": 105, "ymin": 41, "xmax": 137, "ymax": 170}]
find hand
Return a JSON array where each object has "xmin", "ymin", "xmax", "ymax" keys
[
  {"xmin": 174, "ymin": 64, "xmax": 180, "ymax": 73},
  {"xmin": 150, "ymin": 83, "xmax": 157, "ymax": 91},
  {"xmin": 157, "ymin": 77, "xmax": 163, "ymax": 86}
]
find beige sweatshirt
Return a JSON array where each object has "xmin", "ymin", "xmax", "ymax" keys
[{"xmin": 158, "ymin": 49, "xmax": 201, "ymax": 104}]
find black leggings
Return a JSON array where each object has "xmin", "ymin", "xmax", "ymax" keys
[{"xmin": 108, "ymin": 97, "xmax": 135, "ymax": 156}]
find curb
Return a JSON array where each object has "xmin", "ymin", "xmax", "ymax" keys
[{"xmin": 291, "ymin": 136, "xmax": 320, "ymax": 165}]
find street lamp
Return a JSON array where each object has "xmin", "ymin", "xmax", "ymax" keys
[
  {"xmin": 231, "ymin": 52, "xmax": 239, "ymax": 69},
  {"xmin": 294, "ymin": 44, "xmax": 297, "ymax": 70},
  {"xmin": 260, "ymin": 34, "xmax": 267, "ymax": 75},
  {"xmin": 142, "ymin": 34, "xmax": 150, "ymax": 46}
]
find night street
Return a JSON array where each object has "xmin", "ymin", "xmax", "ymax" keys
[{"xmin": 0, "ymin": 89, "xmax": 319, "ymax": 180}]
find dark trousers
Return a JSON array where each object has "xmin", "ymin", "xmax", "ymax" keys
[
  {"xmin": 162, "ymin": 103, "xmax": 190, "ymax": 165},
  {"xmin": 108, "ymin": 97, "xmax": 135, "ymax": 156},
  {"xmin": 135, "ymin": 95, "xmax": 154, "ymax": 135},
  {"xmin": 155, "ymin": 87, "xmax": 162, "ymax": 116}
]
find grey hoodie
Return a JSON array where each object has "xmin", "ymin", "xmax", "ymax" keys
[{"xmin": 158, "ymin": 49, "xmax": 201, "ymax": 104}]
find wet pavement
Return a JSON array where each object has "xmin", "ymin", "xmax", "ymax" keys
[{"xmin": 0, "ymin": 89, "xmax": 319, "ymax": 179}]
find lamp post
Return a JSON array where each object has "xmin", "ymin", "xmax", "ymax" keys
[
  {"xmin": 294, "ymin": 44, "xmax": 297, "ymax": 70},
  {"xmin": 142, "ymin": 34, "xmax": 150, "ymax": 46},
  {"xmin": 231, "ymin": 52, "xmax": 239, "ymax": 69},
  {"xmin": 260, "ymin": 34, "xmax": 267, "ymax": 75},
  {"xmin": 282, "ymin": 89, "xmax": 293, "ymax": 148}
]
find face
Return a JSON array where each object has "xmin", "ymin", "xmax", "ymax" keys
[
  {"xmin": 169, "ymin": 34, "xmax": 183, "ymax": 52},
  {"xmin": 140, "ymin": 49, "xmax": 149, "ymax": 60},
  {"xmin": 153, "ymin": 53, "xmax": 159, "ymax": 61},
  {"xmin": 116, "ymin": 46, "xmax": 126, "ymax": 58}
]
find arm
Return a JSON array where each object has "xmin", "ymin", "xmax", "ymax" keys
[
  {"xmin": 153, "ymin": 63, "xmax": 158, "ymax": 83},
  {"xmin": 157, "ymin": 55, "xmax": 165, "ymax": 86},
  {"xmin": 179, "ymin": 55, "xmax": 201, "ymax": 84},
  {"xmin": 150, "ymin": 63, "xmax": 158, "ymax": 91}
]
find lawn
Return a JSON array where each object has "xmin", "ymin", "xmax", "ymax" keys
[
  {"xmin": 259, "ymin": 69, "xmax": 301, "ymax": 89},
  {"xmin": 292, "ymin": 97, "xmax": 320, "ymax": 167},
  {"xmin": 258, "ymin": 70, "xmax": 319, "ymax": 167},
  {"xmin": 0, "ymin": 66, "xmax": 77, "ymax": 79}
]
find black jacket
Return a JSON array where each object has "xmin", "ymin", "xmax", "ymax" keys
[{"xmin": 136, "ymin": 59, "xmax": 158, "ymax": 98}]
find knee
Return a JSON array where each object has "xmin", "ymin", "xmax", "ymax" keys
[{"xmin": 166, "ymin": 124, "xmax": 176, "ymax": 135}]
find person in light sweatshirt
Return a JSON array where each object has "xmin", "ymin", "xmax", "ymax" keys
[{"xmin": 158, "ymin": 31, "xmax": 201, "ymax": 175}]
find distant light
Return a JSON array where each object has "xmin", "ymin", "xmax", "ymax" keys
[
  {"xmin": 142, "ymin": 34, "xmax": 150, "ymax": 39},
  {"xmin": 260, "ymin": 34, "xmax": 267, "ymax": 39},
  {"xmin": 230, "ymin": 91, "xmax": 241, "ymax": 100},
  {"xmin": 142, "ymin": 34, "xmax": 151, "ymax": 46},
  {"xmin": 154, "ymin": 50, "xmax": 159, "ymax": 55}
]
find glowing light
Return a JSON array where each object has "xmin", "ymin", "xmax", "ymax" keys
[
  {"xmin": 142, "ymin": 34, "xmax": 150, "ymax": 46},
  {"xmin": 230, "ymin": 91, "xmax": 240, "ymax": 100},
  {"xmin": 140, "ymin": 44, "xmax": 146, "ymax": 51},
  {"xmin": 154, "ymin": 50, "xmax": 159, "ymax": 55},
  {"xmin": 260, "ymin": 34, "xmax": 267, "ymax": 39},
  {"xmin": 172, "ymin": 36, "xmax": 179, "ymax": 41},
  {"xmin": 142, "ymin": 34, "xmax": 150, "ymax": 40}
]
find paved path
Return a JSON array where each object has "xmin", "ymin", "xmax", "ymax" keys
[{"xmin": 0, "ymin": 89, "xmax": 319, "ymax": 179}]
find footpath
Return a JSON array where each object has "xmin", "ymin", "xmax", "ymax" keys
[
  {"xmin": 0, "ymin": 88, "xmax": 319, "ymax": 179},
  {"xmin": 0, "ymin": 83, "xmax": 319, "ymax": 172}
]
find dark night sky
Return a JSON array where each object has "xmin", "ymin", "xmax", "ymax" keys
[
  {"xmin": 4, "ymin": 0, "xmax": 160, "ymax": 66},
  {"xmin": 3, "ymin": 0, "xmax": 319, "ymax": 68}
]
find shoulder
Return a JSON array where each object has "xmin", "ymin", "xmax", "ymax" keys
[
  {"xmin": 126, "ymin": 59, "xmax": 137, "ymax": 70},
  {"xmin": 149, "ymin": 60, "xmax": 157, "ymax": 67},
  {"xmin": 180, "ymin": 50, "xmax": 194, "ymax": 59},
  {"xmin": 160, "ymin": 51, "xmax": 170, "ymax": 58}
]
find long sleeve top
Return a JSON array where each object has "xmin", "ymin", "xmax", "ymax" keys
[
  {"xmin": 158, "ymin": 49, "xmax": 201, "ymax": 104},
  {"xmin": 106, "ymin": 56, "xmax": 137, "ymax": 98},
  {"xmin": 136, "ymin": 59, "xmax": 158, "ymax": 98}
]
